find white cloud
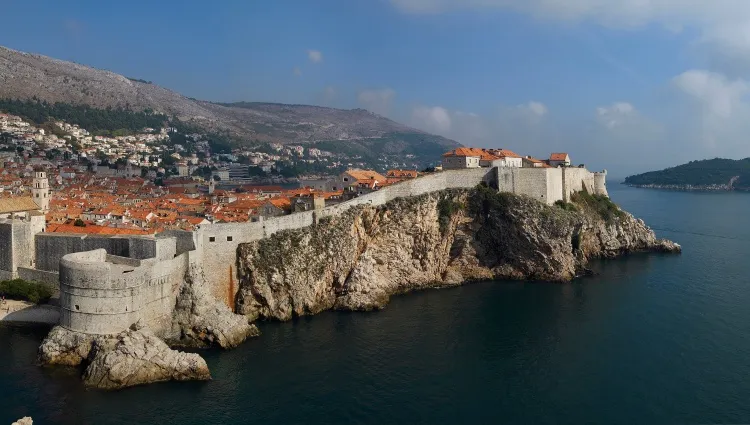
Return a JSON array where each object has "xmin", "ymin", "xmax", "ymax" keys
[
  {"xmin": 411, "ymin": 106, "xmax": 452, "ymax": 133},
  {"xmin": 307, "ymin": 50, "xmax": 323, "ymax": 63},
  {"xmin": 596, "ymin": 102, "xmax": 635, "ymax": 128},
  {"xmin": 389, "ymin": 0, "xmax": 750, "ymax": 72},
  {"xmin": 519, "ymin": 101, "xmax": 548, "ymax": 117},
  {"xmin": 357, "ymin": 88, "xmax": 396, "ymax": 116},
  {"xmin": 672, "ymin": 70, "xmax": 749, "ymax": 118}
]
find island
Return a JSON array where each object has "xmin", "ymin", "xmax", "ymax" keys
[{"xmin": 624, "ymin": 158, "xmax": 750, "ymax": 191}]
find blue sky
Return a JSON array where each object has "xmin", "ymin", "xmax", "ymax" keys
[{"xmin": 3, "ymin": 0, "xmax": 750, "ymax": 175}]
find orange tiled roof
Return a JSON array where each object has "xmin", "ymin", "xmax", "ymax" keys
[
  {"xmin": 386, "ymin": 169, "xmax": 419, "ymax": 178},
  {"xmin": 550, "ymin": 153, "xmax": 569, "ymax": 161},
  {"xmin": 344, "ymin": 169, "xmax": 387, "ymax": 182},
  {"xmin": 490, "ymin": 149, "xmax": 521, "ymax": 158},
  {"xmin": 46, "ymin": 223, "xmax": 152, "ymax": 235},
  {"xmin": 442, "ymin": 147, "xmax": 498, "ymax": 161}
]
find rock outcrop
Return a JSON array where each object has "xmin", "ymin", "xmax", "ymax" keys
[
  {"xmin": 83, "ymin": 327, "xmax": 210, "ymax": 390},
  {"xmin": 236, "ymin": 187, "xmax": 680, "ymax": 321},
  {"xmin": 38, "ymin": 326, "xmax": 96, "ymax": 366},
  {"xmin": 39, "ymin": 324, "xmax": 211, "ymax": 390},
  {"xmin": 170, "ymin": 266, "xmax": 259, "ymax": 349},
  {"xmin": 11, "ymin": 417, "xmax": 32, "ymax": 425}
]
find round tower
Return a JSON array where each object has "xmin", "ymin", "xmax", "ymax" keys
[
  {"xmin": 594, "ymin": 170, "xmax": 608, "ymax": 197},
  {"xmin": 31, "ymin": 170, "xmax": 50, "ymax": 212},
  {"xmin": 208, "ymin": 178, "xmax": 215, "ymax": 195}
]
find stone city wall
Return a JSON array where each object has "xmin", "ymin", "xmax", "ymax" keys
[
  {"xmin": 59, "ymin": 240, "xmax": 187, "ymax": 335},
  {"xmin": 0, "ymin": 217, "xmax": 45, "ymax": 278},
  {"xmin": 17, "ymin": 267, "xmax": 59, "ymax": 286},
  {"xmin": 41, "ymin": 166, "xmax": 608, "ymax": 335},
  {"xmin": 198, "ymin": 168, "xmax": 495, "ymax": 305},
  {"xmin": 35, "ymin": 233, "xmax": 131, "ymax": 272}
]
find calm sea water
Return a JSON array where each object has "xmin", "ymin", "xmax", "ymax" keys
[{"xmin": 3, "ymin": 185, "xmax": 750, "ymax": 424}]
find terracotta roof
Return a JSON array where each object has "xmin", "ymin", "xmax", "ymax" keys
[
  {"xmin": 386, "ymin": 169, "xmax": 419, "ymax": 178},
  {"xmin": 0, "ymin": 197, "xmax": 39, "ymax": 214},
  {"xmin": 550, "ymin": 153, "xmax": 569, "ymax": 161},
  {"xmin": 490, "ymin": 149, "xmax": 521, "ymax": 158},
  {"xmin": 442, "ymin": 148, "xmax": 498, "ymax": 161},
  {"xmin": 344, "ymin": 169, "xmax": 387, "ymax": 183},
  {"xmin": 46, "ymin": 223, "xmax": 152, "ymax": 235}
]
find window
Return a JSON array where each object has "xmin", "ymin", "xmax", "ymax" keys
[
  {"xmin": 209, "ymin": 236, "xmax": 216, "ymax": 242},
  {"xmin": 227, "ymin": 236, "xmax": 233, "ymax": 242},
  {"xmin": 75, "ymin": 305, "xmax": 80, "ymax": 311}
]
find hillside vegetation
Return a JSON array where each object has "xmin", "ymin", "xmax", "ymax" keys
[
  {"xmin": 624, "ymin": 158, "xmax": 750, "ymax": 190},
  {"xmin": 0, "ymin": 98, "xmax": 167, "ymax": 136}
]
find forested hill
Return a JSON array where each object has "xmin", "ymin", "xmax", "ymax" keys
[{"xmin": 624, "ymin": 158, "xmax": 750, "ymax": 190}]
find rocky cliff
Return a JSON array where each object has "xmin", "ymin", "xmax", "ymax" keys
[
  {"xmin": 235, "ymin": 187, "xmax": 680, "ymax": 321},
  {"xmin": 38, "ymin": 266, "xmax": 256, "ymax": 390}
]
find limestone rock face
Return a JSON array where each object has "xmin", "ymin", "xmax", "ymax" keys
[
  {"xmin": 169, "ymin": 267, "xmax": 259, "ymax": 349},
  {"xmin": 38, "ymin": 326, "xmax": 96, "ymax": 366},
  {"xmin": 236, "ymin": 188, "xmax": 680, "ymax": 321},
  {"xmin": 82, "ymin": 328, "xmax": 210, "ymax": 390},
  {"xmin": 11, "ymin": 417, "xmax": 33, "ymax": 425}
]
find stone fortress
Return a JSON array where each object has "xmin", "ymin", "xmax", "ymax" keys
[{"xmin": 0, "ymin": 162, "xmax": 607, "ymax": 337}]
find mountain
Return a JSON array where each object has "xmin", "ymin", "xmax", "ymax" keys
[
  {"xmin": 624, "ymin": 158, "xmax": 750, "ymax": 190},
  {"xmin": 0, "ymin": 46, "xmax": 459, "ymax": 165}
]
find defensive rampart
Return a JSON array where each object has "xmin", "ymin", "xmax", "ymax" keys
[
  {"xmin": 58, "ymin": 240, "xmax": 188, "ymax": 335},
  {"xmin": 11, "ymin": 166, "xmax": 607, "ymax": 337}
]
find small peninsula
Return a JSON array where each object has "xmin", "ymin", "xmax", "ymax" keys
[{"xmin": 624, "ymin": 158, "xmax": 750, "ymax": 191}]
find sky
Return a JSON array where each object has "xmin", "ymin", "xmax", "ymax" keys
[{"xmin": 3, "ymin": 0, "xmax": 750, "ymax": 176}]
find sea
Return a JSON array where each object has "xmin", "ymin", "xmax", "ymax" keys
[{"xmin": 2, "ymin": 184, "xmax": 750, "ymax": 424}]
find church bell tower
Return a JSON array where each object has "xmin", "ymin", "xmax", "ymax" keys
[{"xmin": 32, "ymin": 170, "xmax": 50, "ymax": 212}]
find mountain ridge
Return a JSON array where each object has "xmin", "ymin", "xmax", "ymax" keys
[{"xmin": 0, "ymin": 45, "xmax": 459, "ymax": 161}]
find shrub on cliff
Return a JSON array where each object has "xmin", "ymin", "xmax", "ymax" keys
[
  {"xmin": 570, "ymin": 192, "xmax": 624, "ymax": 222},
  {"xmin": 554, "ymin": 200, "xmax": 578, "ymax": 212},
  {"xmin": 437, "ymin": 198, "xmax": 464, "ymax": 234},
  {"xmin": 0, "ymin": 279, "xmax": 54, "ymax": 304}
]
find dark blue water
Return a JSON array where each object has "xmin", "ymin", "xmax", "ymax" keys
[{"xmin": 3, "ymin": 185, "xmax": 750, "ymax": 424}]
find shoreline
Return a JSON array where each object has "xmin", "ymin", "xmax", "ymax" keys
[{"xmin": 622, "ymin": 183, "xmax": 749, "ymax": 192}]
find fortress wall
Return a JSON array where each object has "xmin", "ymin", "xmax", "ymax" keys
[
  {"xmin": 137, "ymin": 253, "xmax": 188, "ymax": 334},
  {"xmin": 59, "ymin": 249, "xmax": 138, "ymax": 335},
  {"xmin": 198, "ymin": 168, "xmax": 494, "ymax": 306},
  {"xmin": 59, "ymin": 247, "xmax": 187, "ymax": 335},
  {"xmin": 17, "ymin": 267, "xmax": 59, "ymax": 286},
  {"xmin": 0, "ymin": 219, "xmax": 44, "ymax": 277},
  {"xmin": 0, "ymin": 223, "xmax": 13, "ymax": 275},
  {"xmin": 511, "ymin": 168, "xmax": 561, "ymax": 205},
  {"xmin": 496, "ymin": 168, "xmax": 516, "ymax": 193},
  {"xmin": 197, "ymin": 222, "xmax": 264, "ymax": 305},
  {"xmin": 594, "ymin": 172, "xmax": 608, "ymax": 196},
  {"xmin": 35, "ymin": 234, "xmax": 130, "ymax": 272},
  {"xmin": 546, "ymin": 168, "xmax": 564, "ymax": 204},
  {"xmin": 159, "ymin": 230, "xmax": 196, "ymax": 256}
]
